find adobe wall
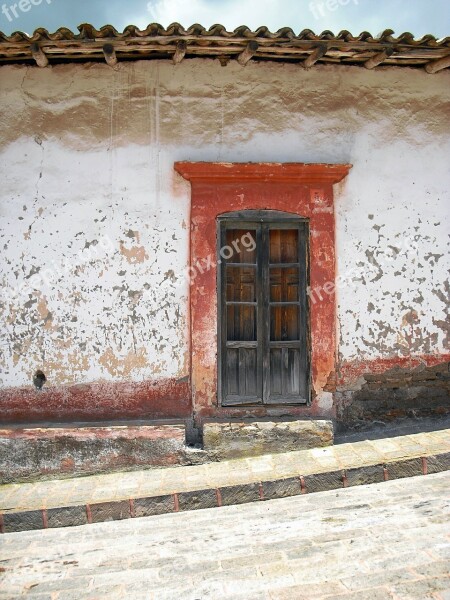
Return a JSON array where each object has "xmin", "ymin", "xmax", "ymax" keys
[{"xmin": 0, "ymin": 59, "xmax": 448, "ymax": 425}]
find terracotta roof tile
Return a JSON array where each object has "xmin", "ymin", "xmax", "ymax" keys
[{"xmin": 0, "ymin": 23, "xmax": 449, "ymax": 72}]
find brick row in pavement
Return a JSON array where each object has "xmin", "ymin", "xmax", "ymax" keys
[{"xmin": 0, "ymin": 429, "xmax": 449, "ymax": 533}]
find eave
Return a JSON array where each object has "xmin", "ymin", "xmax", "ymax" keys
[{"xmin": 0, "ymin": 23, "xmax": 449, "ymax": 73}]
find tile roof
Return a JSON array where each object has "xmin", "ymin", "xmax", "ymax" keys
[{"xmin": 0, "ymin": 23, "xmax": 449, "ymax": 72}]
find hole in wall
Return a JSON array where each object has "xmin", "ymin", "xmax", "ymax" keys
[{"xmin": 33, "ymin": 370, "xmax": 47, "ymax": 390}]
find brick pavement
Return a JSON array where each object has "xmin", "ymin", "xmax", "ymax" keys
[
  {"xmin": 0, "ymin": 429, "xmax": 449, "ymax": 533},
  {"xmin": 0, "ymin": 471, "xmax": 448, "ymax": 599}
]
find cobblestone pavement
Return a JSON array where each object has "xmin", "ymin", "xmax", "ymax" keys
[{"xmin": 0, "ymin": 471, "xmax": 448, "ymax": 600}]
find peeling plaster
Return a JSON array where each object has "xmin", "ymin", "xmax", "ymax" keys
[
  {"xmin": 0, "ymin": 137, "xmax": 190, "ymax": 387},
  {"xmin": 119, "ymin": 240, "xmax": 149, "ymax": 264}
]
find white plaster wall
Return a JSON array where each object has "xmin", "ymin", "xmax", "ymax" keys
[
  {"xmin": 0, "ymin": 60, "xmax": 448, "ymax": 387},
  {"xmin": 0, "ymin": 138, "xmax": 189, "ymax": 386},
  {"xmin": 335, "ymin": 140, "xmax": 449, "ymax": 361}
]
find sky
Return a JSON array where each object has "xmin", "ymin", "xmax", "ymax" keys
[{"xmin": 0, "ymin": 0, "xmax": 449, "ymax": 38}]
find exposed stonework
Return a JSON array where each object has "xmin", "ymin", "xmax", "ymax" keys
[
  {"xmin": 203, "ymin": 420, "xmax": 334, "ymax": 460},
  {"xmin": 336, "ymin": 361, "xmax": 450, "ymax": 428}
]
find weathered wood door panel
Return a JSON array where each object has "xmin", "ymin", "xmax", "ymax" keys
[{"xmin": 218, "ymin": 211, "xmax": 309, "ymax": 406}]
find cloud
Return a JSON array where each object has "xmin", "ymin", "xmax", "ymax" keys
[
  {"xmin": 145, "ymin": 0, "xmax": 449, "ymax": 37},
  {"xmin": 147, "ymin": 0, "xmax": 292, "ymax": 30}
]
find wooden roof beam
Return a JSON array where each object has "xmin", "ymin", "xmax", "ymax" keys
[
  {"xmin": 237, "ymin": 41, "xmax": 258, "ymax": 66},
  {"xmin": 30, "ymin": 43, "xmax": 48, "ymax": 67},
  {"xmin": 103, "ymin": 43, "xmax": 118, "ymax": 67},
  {"xmin": 364, "ymin": 48, "xmax": 394, "ymax": 69},
  {"xmin": 173, "ymin": 40, "xmax": 187, "ymax": 64},
  {"xmin": 425, "ymin": 54, "xmax": 450, "ymax": 73},
  {"xmin": 302, "ymin": 45, "xmax": 327, "ymax": 69}
]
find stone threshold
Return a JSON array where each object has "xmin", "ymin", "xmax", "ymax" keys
[{"xmin": 0, "ymin": 429, "xmax": 449, "ymax": 533}]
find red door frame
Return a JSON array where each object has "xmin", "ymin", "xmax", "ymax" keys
[{"xmin": 174, "ymin": 162, "xmax": 352, "ymax": 421}]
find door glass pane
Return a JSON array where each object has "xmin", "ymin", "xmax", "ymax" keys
[
  {"xmin": 226, "ymin": 266, "xmax": 256, "ymax": 302},
  {"xmin": 224, "ymin": 229, "xmax": 256, "ymax": 263},
  {"xmin": 269, "ymin": 229, "xmax": 298, "ymax": 263},
  {"xmin": 270, "ymin": 305, "xmax": 299, "ymax": 341},
  {"xmin": 227, "ymin": 305, "xmax": 256, "ymax": 341},
  {"xmin": 269, "ymin": 267, "xmax": 299, "ymax": 302}
]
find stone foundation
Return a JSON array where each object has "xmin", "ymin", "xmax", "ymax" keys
[
  {"xmin": 0, "ymin": 419, "xmax": 337, "ymax": 483},
  {"xmin": 0, "ymin": 424, "xmax": 188, "ymax": 483},
  {"xmin": 336, "ymin": 361, "xmax": 450, "ymax": 428}
]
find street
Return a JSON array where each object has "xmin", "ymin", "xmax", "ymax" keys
[{"xmin": 0, "ymin": 472, "xmax": 449, "ymax": 599}]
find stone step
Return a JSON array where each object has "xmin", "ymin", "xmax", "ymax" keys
[
  {"xmin": 0, "ymin": 428, "xmax": 449, "ymax": 533},
  {"xmin": 203, "ymin": 419, "xmax": 333, "ymax": 460}
]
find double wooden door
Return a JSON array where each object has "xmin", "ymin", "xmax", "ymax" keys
[{"xmin": 218, "ymin": 211, "xmax": 309, "ymax": 406}]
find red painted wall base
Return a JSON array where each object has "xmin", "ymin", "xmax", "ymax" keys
[{"xmin": 0, "ymin": 378, "xmax": 190, "ymax": 424}]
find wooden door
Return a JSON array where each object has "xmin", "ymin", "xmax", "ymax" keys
[{"xmin": 218, "ymin": 211, "xmax": 309, "ymax": 406}]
